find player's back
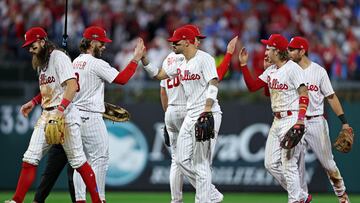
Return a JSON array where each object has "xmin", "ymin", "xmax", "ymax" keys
[{"xmin": 72, "ymin": 54, "xmax": 118, "ymax": 113}]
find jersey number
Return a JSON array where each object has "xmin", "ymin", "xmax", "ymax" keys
[
  {"xmin": 166, "ymin": 76, "xmax": 180, "ymax": 89},
  {"xmin": 75, "ymin": 72, "xmax": 80, "ymax": 92}
]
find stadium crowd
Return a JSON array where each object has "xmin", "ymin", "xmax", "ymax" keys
[{"xmin": 1, "ymin": 0, "xmax": 360, "ymax": 81}]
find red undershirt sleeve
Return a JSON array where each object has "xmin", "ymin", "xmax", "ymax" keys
[
  {"xmin": 112, "ymin": 61, "xmax": 138, "ymax": 85},
  {"xmin": 240, "ymin": 65, "xmax": 267, "ymax": 92}
]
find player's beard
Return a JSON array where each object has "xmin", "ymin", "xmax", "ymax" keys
[
  {"xmin": 32, "ymin": 46, "xmax": 48, "ymax": 71},
  {"xmin": 291, "ymin": 55, "xmax": 301, "ymax": 63},
  {"xmin": 94, "ymin": 46, "xmax": 102, "ymax": 58},
  {"xmin": 173, "ymin": 47, "xmax": 182, "ymax": 54}
]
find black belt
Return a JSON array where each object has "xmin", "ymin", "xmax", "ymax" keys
[
  {"xmin": 44, "ymin": 106, "xmax": 58, "ymax": 111},
  {"xmin": 306, "ymin": 115, "xmax": 322, "ymax": 120}
]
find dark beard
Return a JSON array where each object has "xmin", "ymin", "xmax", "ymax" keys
[
  {"xmin": 94, "ymin": 46, "xmax": 102, "ymax": 58},
  {"xmin": 292, "ymin": 56, "xmax": 301, "ymax": 63},
  {"xmin": 32, "ymin": 46, "xmax": 49, "ymax": 71}
]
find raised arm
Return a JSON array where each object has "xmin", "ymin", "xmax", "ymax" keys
[
  {"xmin": 238, "ymin": 48, "xmax": 267, "ymax": 92},
  {"xmin": 113, "ymin": 38, "xmax": 146, "ymax": 85},
  {"xmin": 217, "ymin": 36, "xmax": 238, "ymax": 81}
]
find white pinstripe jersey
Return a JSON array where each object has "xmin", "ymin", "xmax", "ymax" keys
[
  {"xmin": 72, "ymin": 54, "xmax": 119, "ymax": 113},
  {"xmin": 303, "ymin": 62, "xmax": 334, "ymax": 116},
  {"xmin": 160, "ymin": 52, "xmax": 187, "ymax": 106},
  {"xmin": 259, "ymin": 60, "xmax": 305, "ymax": 112},
  {"xmin": 165, "ymin": 50, "xmax": 221, "ymax": 117},
  {"xmin": 39, "ymin": 50, "xmax": 75, "ymax": 108}
]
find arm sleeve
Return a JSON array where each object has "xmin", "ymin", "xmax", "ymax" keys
[
  {"xmin": 240, "ymin": 65, "xmax": 267, "ymax": 92},
  {"xmin": 263, "ymin": 85, "xmax": 270, "ymax": 97},
  {"xmin": 112, "ymin": 61, "xmax": 138, "ymax": 85},
  {"xmin": 217, "ymin": 53, "xmax": 232, "ymax": 81},
  {"xmin": 92, "ymin": 60, "xmax": 119, "ymax": 83},
  {"xmin": 32, "ymin": 92, "xmax": 42, "ymax": 105}
]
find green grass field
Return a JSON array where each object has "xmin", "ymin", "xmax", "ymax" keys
[{"xmin": 1, "ymin": 191, "xmax": 360, "ymax": 203}]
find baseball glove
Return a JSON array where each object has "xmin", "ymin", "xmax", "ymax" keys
[
  {"xmin": 45, "ymin": 114, "xmax": 65, "ymax": 145},
  {"xmin": 163, "ymin": 126, "xmax": 170, "ymax": 147},
  {"xmin": 280, "ymin": 124, "xmax": 305, "ymax": 149},
  {"xmin": 103, "ymin": 102, "xmax": 130, "ymax": 122},
  {"xmin": 195, "ymin": 112, "xmax": 215, "ymax": 142},
  {"xmin": 334, "ymin": 127, "xmax": 354, "ymax": 153}
]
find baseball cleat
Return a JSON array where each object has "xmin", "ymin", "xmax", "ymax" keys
[
  {"xmin": 338, "ymin": 192, "xmax": 350, "ymax": 203},
  {"xmin": 305, "ymin": 194, "xmax": 312, "ymax": 203},
  {"xmin": 4, "ymin": 200, "xmax": 16, "ymax": 203},
  {"xmin": 214, "ymin": 193, "xmax": 224, "ymax": 203}
]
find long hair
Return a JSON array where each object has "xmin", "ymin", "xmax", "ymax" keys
[
  {"xmin": 278, "ymin": 50, "xmax": 289, "ymax": 61},
  {"xmin": 32, "ymin": 40, "xmax": 57, "ymax": 72},
  {"xmin": 79, "ymin": 38, "xmax": 92, "ymax": 53}
]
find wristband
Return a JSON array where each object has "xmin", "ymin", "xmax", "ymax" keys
[
  {"xmin": 57, "ymin": 98, "xmax": 71, "ymax": 112},
  {"xmin": 338, "ymin": 114, "xmax": 348, "ymax": 124},
  {"xmin": 143, "ymin": 63, "xmax": 159, "ymax": 78},
  {"xmin": 298, "ymin": 96, "xmax": 309, "ymax": 121}
]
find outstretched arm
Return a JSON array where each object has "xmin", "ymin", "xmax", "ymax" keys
[
  {"xmin": 141, "ymin": 55, "xmax": 169, "ymax": 80},
  {"xmin": 112, "ymin": 38, "xmax": 146, "ymax": 85},
  {"xmin": 217, "ymin": 36, "xmax": 238, "ymax": 81},
  {"xmin": 238, "ymin": 48, "xmax": 267, "ymax": 92}
]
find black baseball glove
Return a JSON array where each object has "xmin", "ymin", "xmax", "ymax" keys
[
  {"xmin": 195, "ymin": 112, "xmax": 215, "ymax": 142},
  {"xmin": 280, "ymin": 124, "xmax": 305, "ymax": 149},
  {"xmin": 163, "ymin": 126, "xmax": 170, "ymax": 147}
]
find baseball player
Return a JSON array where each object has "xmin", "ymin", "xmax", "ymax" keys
[
  {"xmin": 238, "ymin": 34, "xmax": 311, "ymax": 203},
  {"xmin": 27, "ymin": 26, "xmax": 145, "ymax": 203},
  {"xmin": 71, "ymin": 26, "xmax": 145, "ymax": 203},
  {"xmin": 6, "ymin": 27, "xmax": 102, "ymax": 203},
  {"xmin": 160, "ymin": 25, "xmax": 237, "ymax": 203},
  {"xmin": 287, "ymin": 36, "xmax": 351, "ymax": 203},
  {"xmin": 142, "ymin": 27, "xmax": 222, "ymax": 203}
]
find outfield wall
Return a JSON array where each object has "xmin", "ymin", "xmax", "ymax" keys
[{"xmin": 0, "ymin": 101, "xmax": 359, "ymax": 192}]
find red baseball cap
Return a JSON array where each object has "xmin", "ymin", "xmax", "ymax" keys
[
  {"xmin": 182, "ymin": 24, "xmax": 206, "ymax": 39},
  {"xmin": 261, "ymin": 34, "xmax": 289, "ymax": 51},
  {"xmin": 167, "ymin": 27, "xmax": 196, "ymax": 43},
  {"xmin": 83, "ymin": 26, "xmax": 112, "ymax": 43},
  {"xmin": 288, "ymin": 36, "xmax": 309, "ymax": 51},
  {"xmin": 22, "ymin": 27, "xmax": 48, "ymax": 48}
]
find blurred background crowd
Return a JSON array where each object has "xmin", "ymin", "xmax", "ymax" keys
[{"xmin": 1, "ymin": 0, "xmax": 360, "ymax": 96}]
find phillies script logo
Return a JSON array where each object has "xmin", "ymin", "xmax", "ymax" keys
[
  {"xmin": 177, "ymin": 69, "xmax": 200, "ymax": 81},
  {"xmin": 306, "ymin": 83, "xmax": 319, "ymax": 91},
  {"xmin": 267, "ymin": 76, "xmax": 288, "ymax": 90},
  {"xmin": 39, "ymin": 74, "xmax": 55, "ymax": 86}
]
